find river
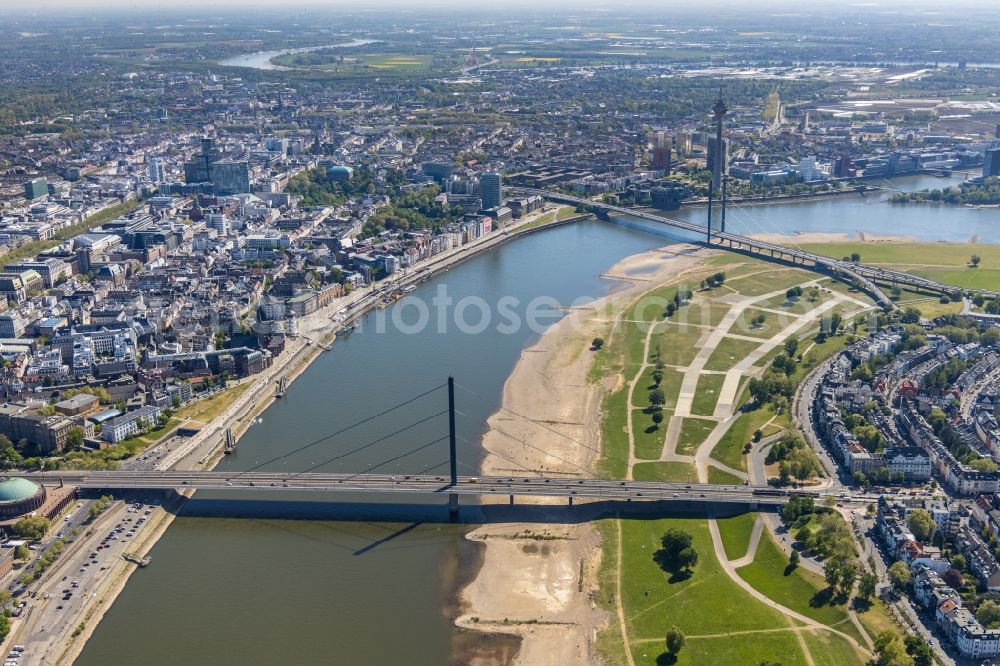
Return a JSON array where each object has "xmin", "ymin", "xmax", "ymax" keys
[
  {"xmin": 218, "ymin": 39, "xmax": 378, "ymax": 70},
  {"xmin": 76, "ymin": 180, "xmax": 999, "ymax": 665}
]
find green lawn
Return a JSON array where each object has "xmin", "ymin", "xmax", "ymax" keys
[
  {"xmin": 732, "ymin": 308, "xmax": 795, "ymax": 339},
  {"xmin": 676, "ymin": 300, "xmax": 731, "ymax": 328},
  {"xmin": 711, "ymin": 402, "xmax": 779, "ymax": 472},
  {"xmin": 675, "ymin": 417, "xmax": 717, "ymax": 457},
  {"xmin": 599, "ymin": 385, "xmax": 630, "ymax": 479},
  {"xmin": 801, "ymin": 241, "xmax": 1000, "ymax": 269},
  {"xmin": 648, "ymin": 323, "xmax": 703, "ymax": 368},
  {"xmin": 597, "ymin": 517, "xmax": 817, "ymax": 666},
  {"xmin": 802, "ymin": 629, "xmax": 869, "ymax": 666},
  {"xmin": 707, "ymin": 466, "xmax": 744, "ymax": 486},
  {"xmin": 726, "ymin": 268, "xmax": 814, "ymax": 297},
  {"xmin": 757, "ymin": 289, "xmax": 833, "ymax": 315},
  {"xmin": 690, "ymin": 374, "xmax": 726, "ymax": 416},
  {"xmin": 704, "ymin": 337, "xmax": 763, "ymax": 372},
  {"xmin": 737, "ymin": 531, "xmax": 851, "ymax": 628},
  {"xmin": 633, "ymin": 461, "xmax": 699, "ymax": 483},
  {"xmin": 717, "ymin": 512, "xmax": 758, "ymax": 560},
  {"xmin": 632, "ymin": 409, "xmax": 670, "ymax": 460}
]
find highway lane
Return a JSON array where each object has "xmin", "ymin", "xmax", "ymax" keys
[{"xmin": 22, "ymin": 472, "xmax": 884, "ymax": 507}]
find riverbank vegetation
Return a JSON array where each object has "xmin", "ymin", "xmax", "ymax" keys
[{"xmin": 889, "ymin": 176, "xmax": 1000, "ymax": 206}]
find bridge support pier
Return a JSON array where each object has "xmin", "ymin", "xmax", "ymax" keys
[
  {"xmin": 509, "ymin": 495, "xmax": 514, "ymax": 505},
  {"xmin": 568, "ymin": 496, "xmax": 574, "ymax": 506}
]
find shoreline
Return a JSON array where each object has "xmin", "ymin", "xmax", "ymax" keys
[
  {"xmin": 31, "ymin": 204, "xmax": 575, "ymax": 664},
  {"xmin": 455, "ymin": 242, "xmax": 710, "ymax": 665}
]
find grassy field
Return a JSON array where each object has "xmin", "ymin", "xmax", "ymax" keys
[
  {"xmin": 711, "ymin": 400, "xmax": 781, "ymax": 472},
  {"xmin": 597, "ymin": 517, "xmax": 835, "ymax": 666},
  {"xmin": 675, "ymin": 417, "xmax": 717, "ymax": 457},
  {"xmin": 737, "ymin": 531, "xmax": 853, "ymax": 629},
  {"xmin": 632, "ymin": 408, "xmax": 670, "ymax": 460},
  {"xmin": 704, "ymin": 337, "xmax": 762, "ymax": 371},
  {"xmin": 175, "ymin": 383, "xmax": 252, "ymax": 424},
  {"xmin": 690, "ymin": 374, "xmax": 726, "ymax": 416},
  {"xmin": 717, "ymin": 511, "xmax": 758, "ymax": 560},
  {"xmin": 707, "ymin": 466, "xmax": 744, "ymax": 485},
  {"xmin": 802, "ymin": 241, "xmax": 1000, "ymax": 291},
  {"xmin": 598, "ymin": 385, "xmax": 630, "ymax": 479},
  {"xmin": 633, "ymin": 461, "xmax": 699, "ymax": 482}
]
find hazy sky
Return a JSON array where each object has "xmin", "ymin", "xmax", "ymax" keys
[{"xmin": 11, "ymin": 0, "xmax": 1000, "ymax": 9}]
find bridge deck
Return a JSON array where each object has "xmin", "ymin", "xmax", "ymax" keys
[
  {"xmin": 514, "ymin": 188, "xmax": 997, "ymax": 303},
  {"xmin": 21, "ymin": 471, "xmax": 878, "ymax": 507}
]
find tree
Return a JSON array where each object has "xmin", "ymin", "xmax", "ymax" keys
[
  {"xmin": 65, "ymin": 426, "xmax": 85, "ymax": 450},
  {"xmin": 906, "ymin": 509, "xmax": 935, "ymax": 542},
  {"xmin": 888, "ymin": 561, "xmax": 911, "ymax": 591},
  {"xmin": 783, "ymin": 337, "xmax": 799, "ymax": 358},
  {"xmin": 903, "ymin": 635, "xmax": 933, "ymax": 666},
  {"xmin": 977, "ymin": 599, "xmax": 1000, "ymax": 628},
  {"xmin": 649, "ymin": 389, "xmax": 666, "ymax": 408},
  {"xmin": 872, "ymin": 631, "xmax": 914, "ymax": 666},
  {"xmin": 789, "ymin": 549, "xmax": 800, "ymax": 570},
  {"xmin": 839, "ymin": 563, "xmax": 857, "ymax": 595},
  {"xmin": 12, "ymin": 515, "xmax": 50, "ymax": 541},
  {"xmin": 795, "ymin": 525, "xmax": 812, "ymax": 545},
  {"xmin": 850, "ymin": 252, "xmax": 861, "ymax": 263},
  {"xmin": 970, "ymin": 254, "xmax": 981, "ymax": 267},
  {"xmin": 651, "ymin": 411, "xmax": 664, "ymax": 427},
  {"xmin": 665, "ymin": 626, "xmax": 685, "ymax": 656},
  {"xmin": 659, "ymin": 529, "xmax": 693, "ymax": 558},
  {"xmin": 591, "ymin": 337, "xmax": 604, "ymax": 350},
  {"xmin": 858, "ymin": 572, "xmax": 878, "ymax": 600},
  {"xmin": 676, "ymin": 547, "xmax": 698, "ymax": 572},
  {"xmin": 823, "ymin": 558, "xmax": 843, "ymax": 588},
  {"xmin": 13, "ymin": 544, "xmax": 30, "ymax": 561},
  {"xmin": 941, "ymin": 568, "xmax": 964, "ymax": 589}
]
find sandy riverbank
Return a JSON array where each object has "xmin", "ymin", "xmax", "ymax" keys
[{"xmin": 456, "ymin": 243, "xmax": 708, "ymax": 666}]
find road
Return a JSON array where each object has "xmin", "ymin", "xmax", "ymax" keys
[
  {"xmin": 19, "ymin": 471, "xmax": 887, "ymax": 508},
  {"xmin": 5, "ymin": 499, "xmax": 165, "ymax": 666}
]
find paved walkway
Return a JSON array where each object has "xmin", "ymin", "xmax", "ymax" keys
[{"xmin": 707, "ymin": 519, "xmax": 873, "ymax": 661}]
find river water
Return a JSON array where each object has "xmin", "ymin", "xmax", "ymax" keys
[
  {"xmin": 76, "ymin": 179, "xmax": 999, "ymax": 665},
  {"xmin": 218, "ymin": 39, "xmax": 378, "ymax": 70}
]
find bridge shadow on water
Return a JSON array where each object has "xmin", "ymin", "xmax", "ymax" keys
[
  {"xmin": 100, "ymin": 490, "xmax": 777, "ymax": 556},
  {"xmin": 160, "ymin": 492, "xmax": 774, "ymax": 526}
]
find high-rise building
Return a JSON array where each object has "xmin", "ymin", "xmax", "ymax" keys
[
  {"xmin": 706, "ymin": 137, "xmax": 729, "ymax": 180},
  {"xmin": 211, "ymin": 161, "xmax": 251, "ymax": 196},
  {"xmin": 480, "ymin": 172, "xmax": 502, "ymax": 210},
  {"xmin": 651, "ymin": 132, "xmax": 672, "ymax": 173},
  {"xmin": 423, "ymin": 162, "xmax": 454, "ymax": 182},
  {"xmin": 23, "ymin": 178, "xmax": 47, "ymax": 201},
  {"xmin": 148, "ymin": 159, "xmax": 166, "ymax": 185},
  {"xmin": 184, "ymin": 137, "xmax": 250, "ymax": 195},
  {"xmin": 983, "ymin": 147, "xmax": 1000, "ymax": 179}
]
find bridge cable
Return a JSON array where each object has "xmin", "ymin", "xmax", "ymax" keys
[
  {"xmin": 455, "ymin": 426, "xmax": 591, "ymax": 479},
  {"xmin": 228, "ymin": 382, "xmax": 447, "ymax": 478},
  {"xmin": 454, "ymin": 435, "xmax": 551, "ymax": 477},
  {"xmin": 287, "ymin": 410, "xmax": 450, "ymax": 479},
  {"xmin": 454, "ymin": 383, "xmax": 603, "ymax": 456},
  {"xmin": 338, "ymin": 435, "xmax": 451, "ymax": 481}
]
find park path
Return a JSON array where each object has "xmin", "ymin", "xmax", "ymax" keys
[
  {"xmin": 707, "ymin": 519, "xmax": 873, "ymax": 661},
  {"xmin": 615, "ymin": 518, "xmax": 637, "ymax": 666},
  {"xmin": 730, "ymin": 516, "xmax": 766, "ymax": 569}
]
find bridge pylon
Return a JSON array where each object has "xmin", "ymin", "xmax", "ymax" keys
[
  {"xmin": 706, "ymin": 181, "xmax": 714, "ymax": 244},
  {"xmin": 448, "ymin": 376, "xmax": 459, "ymax": 515}
]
